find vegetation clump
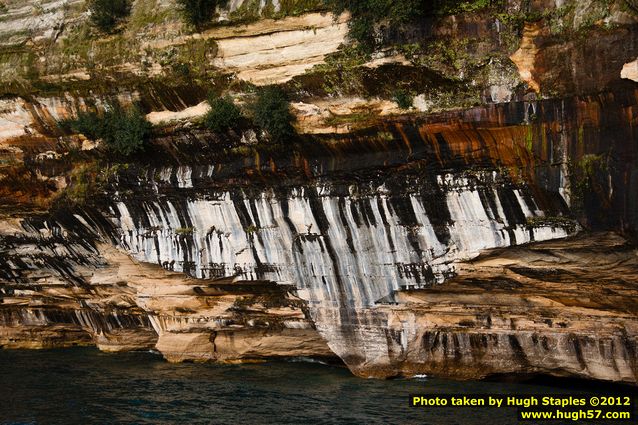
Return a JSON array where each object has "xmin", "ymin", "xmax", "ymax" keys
[
  {"xmin": 253, "ymin": 87, "xmax": 296, "ymax": 142},
  {"xmin": 204, "ymin": 95, "xmax": 242, "ymax": 132},
  {"xmin": 393, "ymin": 89, "xmax": 413, "ymax": 109},
  {"xmin": 175, "ymin": 227, "xmax": 195, "ymax": 235},
  {"xmin": 67, "ymin": 105, "xmax": 152, "ymax": 156},
  {"xmin": 176, "ymin": 0, "xmax": 228, "ymax": 29},
  {"xmin": 322, "ymin": 0, "xmax": 424, "ymax": 48},
  {"xmin": 87, "ymin": 0, "xmax": 131, "ymax": 32},
  {"xmin": 438, "ymin": 0, "xmax": 496, "ymax": 14},
  {"xmin": 323, "ymin": 0, "xmax": 499, "ymax": 49},
  {"xmin": 526, "ymin": 216, "xmax": 578, "ymax": 233},
  {"xmin": 276, "ymin": 0, "xmax": 326, "ymax": 17}
]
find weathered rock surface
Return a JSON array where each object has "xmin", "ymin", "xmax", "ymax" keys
[
  {"xmin": 211, "ymin": 13, "xmax": 349, "ymax": 85},
  {"xmin": 0, "ymin": 224, "xmax": 332, "ymax": 362},
  {"xmin": 510, "ymin": 21, "xmax": 638, "ymax": 95},
  {"xmin": 341, "ymin": 233, "xmax": 638, "ymax": 382},
  {"xmin": 3, "ymin": 83, "xmax": 638, "ymax": 381},
  {"xmin": 622, "ymin": 58, "xmax": 638, "ymax": 82},
  {"xmin": 1, "ymin": 208, "xmax": 636, "ymax": 383},
  {"xmin": 1, "ymin": 0, "xmax": 638, "ymax": 385}
]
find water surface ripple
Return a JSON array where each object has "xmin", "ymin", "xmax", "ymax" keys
[{"xmin": 0, "ymin": 348, "xmax": 624, "ymax": 424}]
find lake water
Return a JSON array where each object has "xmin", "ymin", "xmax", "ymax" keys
[{"xmin": 0, "ymin": 348, "xmax": 631, "ymax": 424}]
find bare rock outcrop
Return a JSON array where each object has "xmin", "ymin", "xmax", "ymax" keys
[
  {"xmin": 1, "ymin": 0, "xmax": 638, "ymax": 386},
  {"xmin": 0, "ymin": 223, "xmax": 333, "ymax": 362},
  {"xmin": 622, "ymin": 58, "xmax": 638, "ymax": 82},
  {"xmin": 339, "ymin": 233, "xmax": 638, "ymax": 383}
]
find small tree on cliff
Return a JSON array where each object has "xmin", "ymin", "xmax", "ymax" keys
[
  {"xmin": 323, "ymin": 0, "xmax": 498, "ymax": 49},
  {"xmin": 71, "ymin": 104, "xmax": 151, "ymax": 156},
  {"xmin": 393, "ymin": 89, "xmax": 412, "ymax": 109},
  {"xmin": 253, "ymin": 87, "xmax": 296, "ymax": 143},
  {"xmin": 204, "ymin": 95, "xmax": 242, "ymax": 132},
  {"xmin": 323, "ymin": 0, "xmax": 428, "ymax": 48},
  {"xmin": 176, "ymin": 0, "xmax": 228, "ymax": 30},
  {"xmin": 87, "ymin": 0, "xmax": 131, "ymax": 33}
]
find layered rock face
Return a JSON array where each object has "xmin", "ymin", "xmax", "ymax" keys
[
  {"xmin": 3, "ymin": 190, "xmax": 637, "ymax": 383},
  {"xmin": 345, "ymin": 233, "xmax": 638, "ymax": 382},
  {"xmin": 0, "ymin": 217, "xmax": 156, "ymax": 351},
  {"xmin": 0, "ymin": 164, "xmax": 578, "ymax": 373},
  {"xmin": 107, "ymin": 168, "xmax": 572, "ymax": 368},
  {"xmin": 2, "ymin": 90, "xmax": 638, "ymax": 381},
  {"xmin": 1, "ymin": 0, "xmax": 638, "ymax": 384},
  {"xmin": 0, "ymin": 217, "xmax": 331, "ymax": 361}
]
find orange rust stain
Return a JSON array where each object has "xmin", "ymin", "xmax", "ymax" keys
[
  {"xmin": 254, "ymin": 150, "xmax": 261, "ymax": 172},
  {"xmin": 625, "ymin": 107, "xmax": 634, "ymax": 126},
  {"xmin": 3, "ymin": 135, "xmax": 57, "ymax": 152},
  {"xmin": 477, "ymin": 128, "xmax": 501, "ymax": 164},
  {"xmin": 421, "ymin": 123, "xmax": 464, "ymax": 133},
  {"xmin": 418, "ymin": 127, "xmax": 442, "ymax": 164},
  {"xmin": 0, "ymin": 165, "xmax": 59, "ymax": 212},
  {"xmin": 442, "ymin": 130, "xmax": 475, "ymax": 164},
  {"xmin": 412, "ymin": 121, "xmax": 543, "ymax": 171},
  {"xmin": 480, "ymin": 126, "xmax": 535, "ymax": 171},
  {"xmin": 394, "ymin": 123, "xmax": 413, "ymax": 158},
  {"xmin": 458, "ymin": 130, "xmax": 485, "ymax": 163}
]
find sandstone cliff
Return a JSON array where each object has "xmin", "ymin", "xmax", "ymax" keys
[{"xmin": 0, "ymin": 0, "xmax": 637, "ymax": 384}]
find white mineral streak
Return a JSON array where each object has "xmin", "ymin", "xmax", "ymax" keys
[
  {"xmin": 104, "ymin": 169, "xmax": 575, "ymax": 369},
  {"xmin": 175, "ymin": 166, "xmax": 193, "ymax": 188},
  {"xmin": 114, "ymin": 172, "xmax": 569, "ymax": 310}
]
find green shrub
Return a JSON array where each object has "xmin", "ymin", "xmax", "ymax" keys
[
  {"xmin": 172, "ymin": 62, "xmax": 192, "ymax": 81},
  {"xmin": 277, "ymin": 0, "xmax": 326, "ymax": 17},
  {"xmin": 87, "ymin": 0, "xmax": 131, "ymax": 32},
  {"xmin": 323, "ymin": 0, "xmax": 499, "ymax": 49},
  {"xmin": 393, "ymin": 89, "xmax": 412, "ymax": 109},
  {"xmin": 204, "ymin": 96, "xmax": 242, "ymax": 132},
  {"xmin": 323, "ymin": 0, "xmax": 428, "ymax": 48},
  {"xmin": 438, "ymin": 0, "xmax": 496, "ymax": 14},
  {"xmin": 253, "ymin": 87, "xmax": 295, "ymax": 142},
  {"xmin": 175, "ymin": 227, "xmax": 195, "ymax": 235},
  {"xmin": 176, "ymin": 0, "xmax": 228, "ymax": 29},
  {"xmin": 69, "ymin": 105, "xmax": 151, "ymax": 155}
]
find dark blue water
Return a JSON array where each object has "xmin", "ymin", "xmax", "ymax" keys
[{"xmin": 0, "ymin": 348, "xmax": 629, "ymax": 424}]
